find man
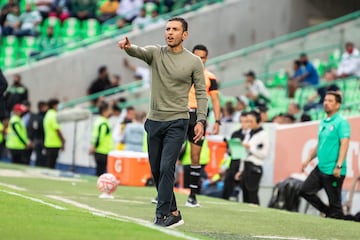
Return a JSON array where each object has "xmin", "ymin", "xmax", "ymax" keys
[
  {"xmin": 90, "ymin": 101, "xmax": 114, "ymax": 176},
  {"xmin": 299, "ymin": 53, "xmax": 319, "ymax": 86},
  {"xmin": 244, "ymin": 71, "xmax": 270, "ymax": 108},
  {"xmin": 118, "ymin": 17, "xmax": 207, "ymax": 228},
  {"xmin": 43, "ymin": 99, "xmax": 65, "ymax": 169},
  {"xmin": 123, "ymin": 58, "xmax": 150, "ymax": 88},
  {"xmin": 15, "ymin": 3, "xmax": 42, "ymax": 37},
  {"xmin": 287, "ymin": 60, "xmax": 305, "ymax": 98},
  {"xmin": 0, "ymin": 69, "xmax": 8, "ymax": 119},
  {"xmin": 6, "ymin": 104, "xmax": 32, "ymax": 164},
  {"xmin": 122, "ymin": 111, "xmax": 146, "ymax": 152},
  {"xmin": 300, "ymin": 91, "xmax": 350, "ymax": 219},
  {"xmin": 70, "ymin": 0, "xmax": 96, "ymax": 20},
  {"xmin": 34, "ymin": 101, "xmax": 48, "ymax": 166},
  {"xmin": 222, "ymin": 111, "xmax": 250, "ymax": 200},
  {"xmin": 232, "ymin": 96, "xmax": 248, "ymax": 123},
  {"xmin": 88, "ymin": 66, "xmax": 111, "ymax": 95},
  {"xmin": 4, "ymin": 74, "xmax": 28, "ymax": 116},
  {"xmin": 236, "ymin": 110, "xmax": 269, "ymax": 204},
  {"xmin": 336, "ymin": 42, "xmax": 360, "ymax": 78},
  {"xmin": 185, "ymin": 44, "xmax": 221, "ymax": 207}
]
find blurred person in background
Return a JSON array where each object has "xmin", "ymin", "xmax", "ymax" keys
[
  {"xmin": 244, "ymin": 70, "xmax": 270, "ymax": 108},
  {"xmin": 71, "ymin": 0, "xmax": 96, "ymax": 20},
  {"xmin": 116, "ymin": 0, "xmax": 143, "ymax": 23},
  {"xmin": 298, "ymin": 53, "xmax": 319, "ymax": 86},
  {"xmin": 22, "ymin": 100, "xmax": 37, "ymax": 164},
  {"xmin": 1, "ymin": 4, "xmax": 21, "ymax": 36},
  {"xmin": 49, "ymin": 0, "xmax": 71, "ymax": 22},
  {"xmin": 122, "ymin": 111, "xmax": 146, "ymax": 152},
  {"xmin": 336, "ymin": 42, "xmax": 360, "ymax": 78},
  {"xmin": 232, "ymin": 96, "xmax": 248, "ymax": 123},
  {"xmin": 98, "ymin": 0, "xmax": 119, "ymax": 23},
  {"xmin": 123, "ymin": 58, "xmax": 150, "ymax": 88},
  {"xmin": 88, "ymin": 66, "xmax": 111, "ymax": 95},
  {"xmin": 43, "ymin": 99, "xmax": 65, "ymax": 169},
  {"xmin": 6, "ymin": 104, "xmax": 32, "ymax": 165},
  {"xmin": 34, "ymin": 0, "xmax": 54, "ymax": 19},
  {"xmin": 34, "ymin": 101, "xmax": 48, "ymax": 166},
  {"xmin": 4, "ymin": 74, "xmax": 28, "ymax": 116},
  {"xmin": 0, "ymin": 0, "xmax": 17, "ymax": 28},
  {"xmin": 89, "ymin": 101, "xmax": 114, "ymax": 176},
  {"xmin": 221, "ymin": 101, "xmax": 235, "ymax": 123},
  {"xmin": 15, "ymin": 3, "xmax": 42, "ymax": 37},
  {"xmin": 287, "ymin": 60, "xmax": 305, "ymax": 98}
]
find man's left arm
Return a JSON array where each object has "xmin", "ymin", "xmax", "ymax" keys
[
  {"xmin": 208, "ymin": 79, "xmax": 221, "ymax": 134},
  {"xmin": 334, "ymin": 120, "xmax": 351, "ymax": 177}
]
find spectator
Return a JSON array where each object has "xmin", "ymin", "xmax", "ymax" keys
[
  {"xmin": 149, "ymin": 9, "xmax": 164, "ymax": 26},
  {"xmin": 71, "ymin": 0, "xmax": 96, "ymax": 20},
  {"xmin": 6, "ymin": 104, "xmax": 32, "ymax": 165},
  {"xmin": 303, "ymin": 71, "xmax": 340, "ymax": 112},
  {"xmin": 132, "ymin": 7, "xmax": 151, "ymax": 29},
  {"xmin": 257, "ymin": 105, "xmax": 269, "ymax": 123},
  {"xmin": 299, "ymin": 53, "xmax": 320, "ymax": 86},
  {"xmin": 122, "ymin": 111, "xmax": 146, "ymax": 152},
  {"xmin": 271, "ymin": 114, "xmax": 283, "ymax": 124},
  {"xmin": 34, "ymin": 101, "xmax": 48, "ymax": 166},
  {"xmin": 123, "ymin": 106, "xmax": 135, "ymax": 124},
  {"xmin": 244, "ymin": 70, "xmax": 270, "ymax": 108},
  {"xmin": 232, "ymin": 96, "xmax": 248, "ymax": 123},
  {"xmin": 89, "ymin": 101, "xmax": 114, "ymax": 176},
  {"xmin": 34, "ymin": 0, "xmax": 54, "ymax": 19},
  {"xmin": 282, "ymin": 113, "xmax": 296, "ymax": 124},
  {"xmin": 110, "ymin": 74, "xmax": 121, "ymax": 88},
  {"xmin": 43, "ymin": 98, "xmax": 65, "ymax": 169},
  {"xmin": 4, "ymin": 74, "xmax": 28, "ymax": 115},
  {"xmin": 88, "ymin": 66, "xmax": 111, "ymax": 95},
  {"xmin": 15, "ymin": 3, "xmax": 42, "ymax": 37},
  {"xmin": 300, "ymin": 114, "xmax": 312, "ymax": 122},
  {"xmin": 287, "ymin": 103, "xmax": 302, "ymax": 120},
  {"xmin": 287, "ymin": 60, "xmax": 305, "ymax": 98},
  {"xmin": 123, "ymin": 58, "xmax": 150, "ymax": 88},
  {"xmin": 49, "ymin": 0, "xmax": 71, "ymax": 22},
  {"xmin": 31, "ymin": 26, "xmax": 62, "ymax": 58},
  {"xmin": 2, "ymin": 5, "xmax": 21, "ymax": 36},
  {"xmin": 336, "ymin": 42, "xmax": 360, "ymax": 78},
  {"xmin": 221, "ymin": 101, "xmax": 234, "ymax": 123},
  {"xmin": 236, "ymin": 110, "xmax": 269, "ymax": 205},
  {"xmin": 222, "ymin": 111, "xmax": 250, "ymax": 200},
  {"xmin": 116, "ymin": 0, "xmax": 143, "ymax": 23},
  {"xmin": 22, "ymin": 100, "xmax": 37, "ymax": 164},
  {"xmin": 98, "ymin": 0, "xmax": 119, "ymax": 23},
  {"xmin": 0, "ymin": 0, "xmax": 17, "ymax": 28}
]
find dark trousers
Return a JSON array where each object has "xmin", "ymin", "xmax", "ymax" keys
[
  {"xmin": 35, "ymin": 142, "xmax": 47, "ymax": 167},
  {"xmin": 94, "ymin": 153, "xmax": 108, "ymax": 176},
  {"xmin": 45, "ymin": 148, "xmax": 60, "ymax": 169},
  {"xmin": 145, "ymin": 119, "xmax": 189, "ymax": 217},
  {"xmin": 222, "ymin": 159, "xmax": 241, "ymax": 200},
  {"xmin": 300, "ymin": 166, "xmax": 345, "ymax": 218},
  {"xmin": 239, "ymin": 161, "xmax": 263, "ymax": 204},
  {"xmin": 9, "ymin": 149, "xmax": 27, "ymax": 165}
]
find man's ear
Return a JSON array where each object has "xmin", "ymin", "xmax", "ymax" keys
[{"xmin": 182, "ymin": 31, "xmax": 188, "ymax": 41}]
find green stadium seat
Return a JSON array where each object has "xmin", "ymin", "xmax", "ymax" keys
[
  {"xmin": 21, "ymin": 36, "xmax": 39, "ymax": 49},
  {"xmin": 270, "ymin": 69, "xmax": 288, "ymax": 87},
  {"xmin": 62, "ymin": 17, "xmax": 81, "ymax": 38},
  {"xmin": 312, "ymin": 58, "xmax": 325, "ymax": 77},
  {"xmin": 328, "ymin": 49, "xmax": 342, "ymax": 68},
  {"xmin": 0, "ymin": 46, "xmax": 17, "ymax": 57},
  {"xmin": 0, "ymin": 56, "xmax": 17, "ymax": 68},
  {"xmin": 82, "ymin": 19, "xmax": 101, "ymax": 38},
  {"xmin": 144, "ymin": 2, "xmax": 158, "ymax": 15},
  {"xmin": 41, "ymin": 16, "xmax": 61, "ymax": 37},
  {"xmin": 1, "ymin": 36, "xmax": 19, "ymax": 47}
]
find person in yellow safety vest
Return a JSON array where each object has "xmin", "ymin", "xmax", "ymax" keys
[
  {"xmin": 6, "ymin": 104, "xmax": 32, "ymax": 164},
  {"xmin": 89, "ymin": 101, "xmax": 114, "ymax": 176},
  {"xmin": 181, "ymin": 139, "xmax": 210, "ymax": 190}
]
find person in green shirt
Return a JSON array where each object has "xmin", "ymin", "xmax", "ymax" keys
[
  {"xmin": 89, "ymin": 101, "xmax": 113, "ymax": 176},
  {"xmin": 43, "ymin": 99, "xmax": 65, "ymax": 169},
  {"xmin": 6, "ymin": 104, "xmax": 32, "ymax": 164},
  {"xmin": 301, "ymin": 91, "xmax": 350, "ymax": 219},
  {"xmin": 118, "ymin": 17, "xmax": 208, "ymax": 228}
]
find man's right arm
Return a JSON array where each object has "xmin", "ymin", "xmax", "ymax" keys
[{"xmin": 118, "ymin": 37, "xmax": 155, "ymax": 65}]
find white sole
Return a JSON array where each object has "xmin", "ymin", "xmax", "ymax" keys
[
  {"xmin": 185, "ymin": 202, "xmax": 200, "ymax": 208},
  {"xmin": 166, "ymin": 219, "xmax": 184, "ymax": 228}
]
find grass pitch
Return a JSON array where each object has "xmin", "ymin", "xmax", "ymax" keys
[{"xmin": 0, "ymin": 162, "xmax": 359, "ymax": 240}]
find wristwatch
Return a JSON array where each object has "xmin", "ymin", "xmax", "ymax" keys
[
  {"xmin": 196, "ymin": 119, "xmax": 206, "ymax": 127},
  {"xmin": 336, "ymin": 165, "xmax": 342, "ymax": 169},
  {"xmin": 215, "ymin": 120, "xmax": 221, "ymax": 125}
]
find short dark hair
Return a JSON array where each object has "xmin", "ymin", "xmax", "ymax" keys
[
  {"xmin": 345, "ymin": 42, "xmax": 354, "ymax": 48},
  {"xmin": 294, "ymin": 60, "xmax": 302, "ymax": 67},
  {"xmin": 326, "ymin": 91, "xmax": 342, "ymax": 104},
  {"xmin": 98, "ymin": 65, "xmax": 107, "ymax": 74},
  {"xmin": 240, "ymin": 111, "xmax": 248, "ymax": 117},
  {"xmin": 300, "ymin": 53, "xmax": 307, "ymax": 58},
  {"xmin": 247, "ymin": 110, "xmax": 261, "ymax": 124},
  {"xmin": 192, "ymin": 44, "xmax": 208, "ymax": 55},
  {"xmin": 126, "ymin": 106, "xmax": 135, "ymax": 111},
  {"xmin": 48, "ymin": 98, "xmax": 59, "ymax": 109},
  {"xmin": 168, "ymin": 17, "xmax": 188, "ymax": 32},
  {"xmin": 38, "ymin": 101, "xmax": 47, "ymax": 110},
  {"xmin": 99, "ymin": 101, "xmax": 110, "ymax": 114},
  {"xmin": 112, "ymin": 104, "xmax": 121, "ymax": 112}
]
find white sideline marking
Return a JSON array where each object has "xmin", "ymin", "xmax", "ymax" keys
[
  {"xmin": 0, "ymin": 182, "xmax": 27, "ymax": 191},
  {"xmin": 47, "ymin": 195, "xmax": 199, "ymax": 240},
  {"xmin": 254, "ymin": 236, "xmax": 317, "ymax": 240},
  {"xmin": 1, "ymin": 190, "xmax": 66, "ymax": 210}
]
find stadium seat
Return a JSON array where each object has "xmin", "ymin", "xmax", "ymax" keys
[
  {"xmin": 0, "ymin": 46, "xmax": 17, "ymax": 57},
  {"xmin": 21, "ymin": 36, "xmax": 39, "ymax": 49},
  {"xmin": 312, "ymin": 58, "xmax": 325, "ymax": 77},
  {"xmin": 270, "ymin": 69, "xmax": 288, "ymax": 87},
  {"xmin": 1, "ymin": 36, "xmax": 19, "ymax": 47},
  {"xmin": 41, "ymin": 16, "xmax": 61, "ymax": 37},
  {"xmin": 62, "ymin": 17, "xmax": 81, "ymax": 38},
  {"xmin": 327, "ymin": 48, "xmax": 341, "ymax": 68},
  {"xmin": 82, "ymin": 19, "xmax": 101, "ymax": 38}
]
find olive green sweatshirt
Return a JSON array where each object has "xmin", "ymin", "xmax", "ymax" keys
[{"xmin": 125, "ymin": 45, "xmax": 208, "ymax": 121}]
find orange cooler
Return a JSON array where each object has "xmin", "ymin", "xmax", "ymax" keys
[
  {"xmin": 205, "ymin": 135, "xmax": 227, "ymax": 179},
  {"xmin": 107, "ymin": 151, "xmax": 152, "ymax": 186}
]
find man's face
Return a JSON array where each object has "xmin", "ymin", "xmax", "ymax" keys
[
  {"xmin": 165, "ymin": 21, "xmax": 187, "ymax": 48},
  {"xmin": 193, "ymin": 49, "xmax": 207, "ymax": 65},
  {"xmin": 13, "ymin": 75, "xmax": 20, "ymax": 85},
  {"xmin": 247, "ymin": 115, "xmax": 259, "ymax": 130},
  {"xmin": 239, "ymin": 116, "xmax": 249, "ymax": 130},
  {"xmin": 25, "ymin": 3, "xmax": 32, "ymax": 12},
  {"xmin": 346, "ymin": 44, "xmax": 354, "ymax": 54},
  {"xmin": 287, "ymin": 104, "xmax": 298, "ymax": 115},
  {"xmin": 246, "ymin": 76, "xmax": 254, "ymax": 83},
  {"xmin": 323, "ymin": 94, "xmax": 340, "ymax": 114}
]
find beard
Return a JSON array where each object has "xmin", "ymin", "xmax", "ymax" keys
[{"xmin": 167, "ymin": 39, "xmax": 182, "ymax": 48}]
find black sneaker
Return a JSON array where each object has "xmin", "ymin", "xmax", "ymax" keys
[
  {"xmin": 163, "ymin": 211, "xmax": 184, "ymax": 228},
  {"xmin": 153, "ymin": 215, "xmax": 165, "ymax": 226},
  {"xmin": 185, "ymin": 196, "xmax": 200, "ymax": 208}
]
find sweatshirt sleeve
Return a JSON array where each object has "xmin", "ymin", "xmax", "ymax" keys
[
  {"xmin": 125, "ymin": 45, "xmax": 157, "ymax": 65},
  {"xmin": 249, "ymin": 131, "xmax": 269, "ymax": 160},
  {"xmin": 192, "ymin": 58, "xmax": 208, "ymax": 121}
]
